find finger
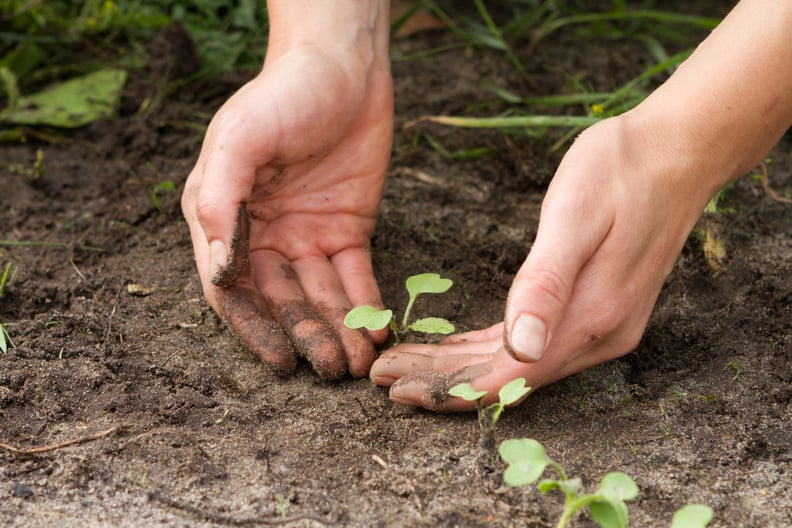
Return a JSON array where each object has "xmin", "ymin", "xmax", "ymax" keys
[
  {"xmin": 188, "ymin": 100, "xmax": 270, "ymax": 286},
  {"xmin": 439, "ymin": 322, "xmax": 503, "ymax": 345},
  {"xmin": 214, "ymin": 281, "xmax": 297, "ymax": 375},
  {"xmin": 390, "ymin": 346, "xmax": 568, "ymax": 412},
  {"xmin": 503, "ymin": 162, "xmax": 614, "ymax": 363},
  {"xmin": 370, "ymin": 340, "xmax": 496, "ymax": 387},
  {"xmin": 291, "ymin": 254, "xmax": 375, "ymax": 378},
  {"xmin": 332, "ymin": 247, "xmax": 389, "ymax": 344},
  {"xmin": 251, "ymin": 249, "xmax": 347, "ymax": 379}
]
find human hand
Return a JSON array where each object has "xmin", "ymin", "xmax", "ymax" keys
[
  {"xmin": 182, "ymin": 15, "xmax": 393, "ymax": 379},
  {"xmin": 370, "ymin": 113, "xmax": 718, "ymax": 410}
]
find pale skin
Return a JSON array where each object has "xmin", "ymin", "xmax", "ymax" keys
[{"xmin": 183, "ymin": 0, "xmax": 792, "ymax": 410}]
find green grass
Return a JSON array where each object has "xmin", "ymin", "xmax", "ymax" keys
[
  {"xmin": 1, "ymin": 1, "xmax": 721, "ymax": 139},
  {"xmin": 401, "ymin": 1, "xmax": 720, "ymax": 148}
]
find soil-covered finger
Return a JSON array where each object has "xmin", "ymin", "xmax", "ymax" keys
[
  {"xmin": 271, "ymin": 300, "xmax": 347, "ymax": 380},
  {"xmin": 211, "ymin": 203, "xmax": 250, "ymax": 288},
  {"xmin": 388, "ymin": 363, "xmax": 492, "ymax": 412},
  {"xmin": 215, "ymin": 285, "xmax": 297, "ymax": 375}
]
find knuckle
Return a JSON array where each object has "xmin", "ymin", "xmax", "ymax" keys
[{"xmin": 520, "ymin": 267, "xmax": 569, "ymax": 309}]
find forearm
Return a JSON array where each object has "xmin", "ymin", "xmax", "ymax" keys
[
  {"xmin": 632, "ymin": 0, "xmax": 792, "ymax": 199},
  {"xmin": 265, "ymin": 0, "xmax": 390, "ymax": 72}
]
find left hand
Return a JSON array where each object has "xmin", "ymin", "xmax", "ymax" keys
[{"xmin": 369, "ymin": 113, "xmax": 715, "ymax": 411}]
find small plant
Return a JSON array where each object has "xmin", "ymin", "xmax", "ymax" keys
[
  {"xmin": 449, "ymin": 377, "xmax": 531, "ymax": 452},
  {"xmin": 0, "ymin": 323, "xmax": 13, "ymax": 354},
  {"xmin": 500, "ymin": 438, "xmax": 638, "ymax": 528},
  {"xmin": 0, "ymin": 262, "xmax": 16, "ymax": 354},
  {"xmin": 450, "ymin": 377, "xmax": 531, "ymax": 427},
  {"xmin": 0, "ymin": 261, "xmax": 14, "ymax": 297},
  {"xmin": 151, "ymin": 179, "xmax": 176, "ymax": 215},
  {"xmin": 344, "ymin": 273, "xmax": 455, "ymax": 341},
  {"xmin": 499, "ymin": 438, "xmax": 714, "ymax": 528},
  {"xmin": 671, "ymin": 504, "xmax": 714, "ymax": 528}
]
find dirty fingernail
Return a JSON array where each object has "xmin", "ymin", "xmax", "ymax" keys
[{"xmin": 509, "ymin": 314, "xmax": 547, "ymax": 362}]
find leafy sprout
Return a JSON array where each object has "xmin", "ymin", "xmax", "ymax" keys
[
  {"xmin": 671, "ymin": 504, "xmax": 714, "ymax": 528},
  {"xmin": 449, "ymin": 377, "xmax": 531, "ymax": 426},
  {"xmin": 344, "ymin": 273, "xmax": 455, "ymax": 341},
  {"xmin": 499, "ymin": 437, "xmax": 714, "ymax": 528},
  {"xmin": 500, "ymin": 438, "xmax": 639, "ymax": 528}
]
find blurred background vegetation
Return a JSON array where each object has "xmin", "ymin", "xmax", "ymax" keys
[{"xmin": 0, "ymin": 0, "xmax": 720, "ymax": 134}]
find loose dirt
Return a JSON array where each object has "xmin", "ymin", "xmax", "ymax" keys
[{"xmin": 2, "ymin": 3, "xmax": 790, "ymax": 527}]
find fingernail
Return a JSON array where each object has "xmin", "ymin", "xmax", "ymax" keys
[
  {"xmin": 209, "ymin": 240, "xmax": 227, "ymax": 273},
  {"xmin": 509, "ymin": 314, "xmax": 547, "ymax": 362},
  {"xmin": 390, "ymin": 380, "xmax": 428, "ymax": 406}
]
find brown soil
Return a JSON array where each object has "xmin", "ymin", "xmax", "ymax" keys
[{"xmin": 2, "ymin": 4, "xmax": 791, "ymax": 527}]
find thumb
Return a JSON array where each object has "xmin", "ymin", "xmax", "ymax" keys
[
  {"xmin": 184, "ymin": 97, "xmax": 268, "ymax": 285},
  {"xmin": 504, "ymin": 178, "xmax": 613, "ymax": 363}
]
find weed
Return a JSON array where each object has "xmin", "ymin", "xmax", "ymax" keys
[
  {"xmin": 0, "ymin": 261, "xmax": 14, "ymax": 297},
  {"xmin": 0, "ymin": 261, "xmax": 16, "ymax": 354},
  {"xmin": 214, "ymin": 408, "xmax": 230, "ymax": 425},
  {"xmin": 151, "ymin": 179, "xmax": 176, "ymax": 214},
  {"xmin": 274, "ymin": 494, "xmax": 288, "ymax": 518},
  {"xmin": 344, "ymin": 273, "xmax": 454, "ymax": 342},
  {"xmin": 726, "ymin": 361, "xmax": 742, "ymax": 381},
  {"xmin": 0, "ymin": 323, "xmax": 13, "ymax": 354}
]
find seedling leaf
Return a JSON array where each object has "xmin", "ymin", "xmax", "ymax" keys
[
  {"xmin": 590, "ymin": 499, "xmax": 629, "ymax": 528},
  {"xmin": 409, "ymin": 317, "xmax": 455, "ymax": 334},
  {"xmin": 499, "ymin": 438, "xmax": 548, "ymax": 487},
  {"xmin": 344, "ymin": 306, "xmax": 393, "ymax": 331},
  {"xmin": 537, "ymin": 478, "xmax": 561, "ymax": 494},
  {"xmin": 448, "ymin": 383, "xmax": 487, "ymax": 402},
  {"xmin": 598, "ymin": 472, "xmax": 639, "ymax": 501},
  {"xmin": 405, "ymin": 273, "xmax": 453, "ymax": 296},
  {"xmin": 672, "ymin": 504, "xmax": 714, "ymax": 528},
  {"xmin": 497, "ymin": 377, "xmax": 531, "ymax": 406}
]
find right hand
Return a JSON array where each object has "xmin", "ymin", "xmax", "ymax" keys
[{"xmin": 182, "ymin": 44, "xmax": 393, "ymax": 379}]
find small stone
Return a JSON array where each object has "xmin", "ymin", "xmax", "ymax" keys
[{"xmin": 11, "ymin": 482, "xmax": 34, "ymax": 498}]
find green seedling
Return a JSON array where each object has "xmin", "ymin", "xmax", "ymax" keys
[
  {"xmin": 0, "ymin": 323, "xmax": 13, "ymax": 354},
  {"xmin": 450, "ymin": 377, "xmax": 531, "ymax": 426},
  {"xmin": 0, "ymin": 262, "xmax": 14, "ymax": 298},
  {"xmin": 151, "ymin": 179, "xmax": 176, "ymax": 215},
  {"xmin": 214, "ymin": 409, "xmax": 230, "ymax": 425},
  {"xmin": 499, "ymin": 438, "xmax": 714, "ymax": 528},
  {"xmin": 499, "ymin": 438, "xmax": 638, "ymax": 528},
  {"xmin": 671, "ymin": 504, "xmax": 714, "ymax": 528},
  {"xmin": 449, "ymin": 377, "xmax": 531, "ymax": 452},
  {"xmin": 344, "ymin": 273, "xmax": 455, "ymax": 342}
]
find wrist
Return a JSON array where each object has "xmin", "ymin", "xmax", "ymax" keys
[{"xmin": 265, "ymin": 0, "xmax": 390, "ymax": 74}]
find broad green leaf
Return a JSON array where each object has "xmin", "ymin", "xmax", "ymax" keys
[
  {"xmin": 499, "ymin": 438, "xmax": 548, "ymax": 487},
  {"xmin": 2, "ymin": 68, "xmax": 127, "ymax": 128},
  {"xmin": 448, "ymin": 383, "xmax": 487, "ymax": 402},
  {"xmin": 598, "ymin": 472, "xmax": 639, "ymax": 501},
  {"xmin": 343, "ymin": 306, "xmax": 393, "ymax": 331},
  {"xmin": 497, "ymin": 377, "xmax": 531, "ymax": 406},
  {"xmin": 409, "ymin": 317, "xmax": 454, "ymax": 334},
  {"xmin": 590, "ymin": 499, "xmax": 629, "ymax": 528},
  {"xmin": 672, "ymin": 504, "xmax": 714, "ymax": 528},
  {"xmin": 405, "ymin": 273, "xmax": 453, "ymax": 297}
]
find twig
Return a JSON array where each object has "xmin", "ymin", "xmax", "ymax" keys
[
  {"xmin": 0, "ymin": 424, "xmax": 125, "ymax": 455},
  {"xmin": 759, "ymin": 162, "xmax": 792, "ymax": 204},
  {"xmin": 147, "ymin": 490, "xmax": 342, "ymax": 526}
]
